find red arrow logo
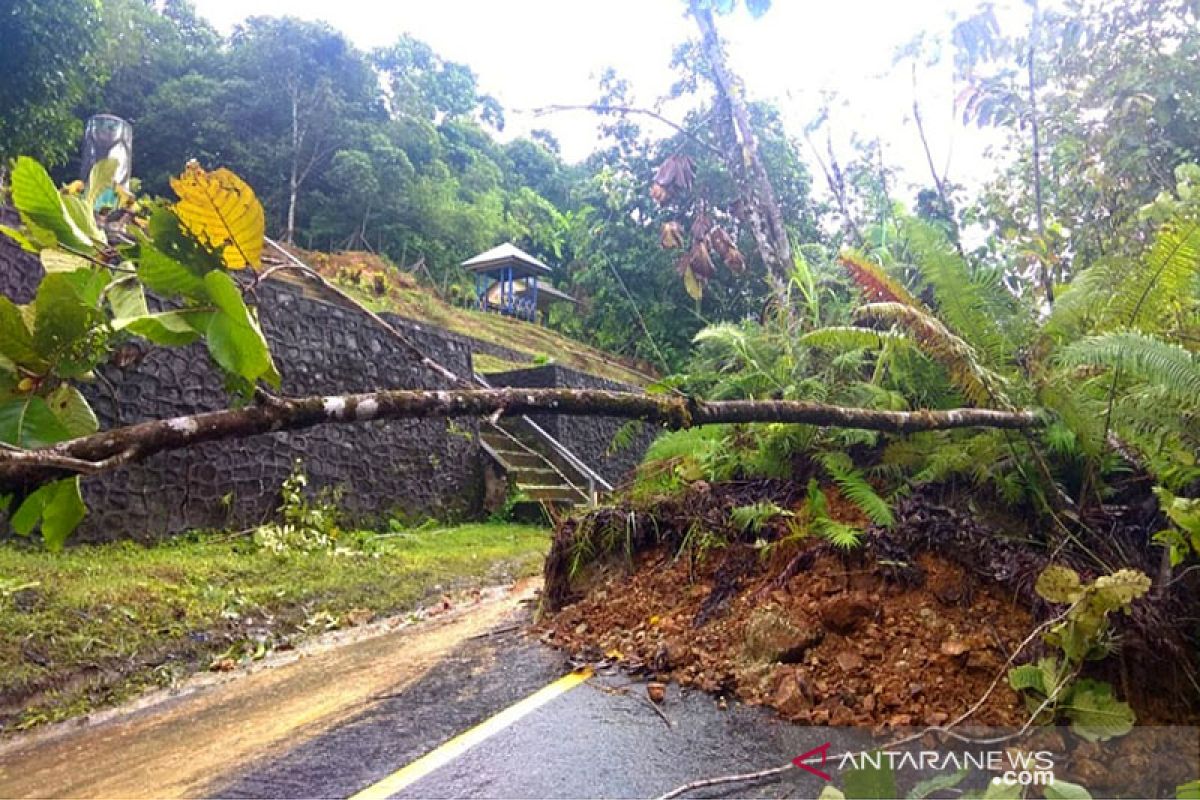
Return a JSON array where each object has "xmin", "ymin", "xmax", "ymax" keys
[{"xmin": 791, "ymin": 742, "xmax": 833, "ymax": 781}]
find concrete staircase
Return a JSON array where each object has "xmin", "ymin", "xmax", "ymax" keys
[
  {"xmin": 473, "ymin": 370, "xmax": 613, "ymax": 511},
  {"xmin": 479, "ymin": 424, "xmax": 589, "ymax": 506}
]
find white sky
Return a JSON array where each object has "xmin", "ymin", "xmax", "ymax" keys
[{"xmin": 190, "ymin": 0, "xmax": 1020, "ymax": 200}]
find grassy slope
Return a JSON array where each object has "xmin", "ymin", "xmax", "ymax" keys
[
  {"xmin": 385, "ymin": 287, "xmax": 653, "ymax": 386},
  {"xmin": 274, "ymin": 249, "xmax": 654, "ymax": 386},
  {"xmin": 0, "ymin": 522, "xmax": 548, "ymax": 731}
]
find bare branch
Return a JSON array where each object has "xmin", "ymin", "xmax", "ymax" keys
[{"xmin": 528, "ymin": 104, "xmax": 725, "ymax": 159}]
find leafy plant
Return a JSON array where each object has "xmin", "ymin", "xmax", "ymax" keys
[
  {"xmin": 1153, "ymin": 486, "xmax": 1200, "ymax": 566},
  {"xmin": 251, "ymin": 462, "xmax": 345, "ymax": 554},
  {"xmin": 729, "ymin": 500, "xmax": 791, "ymax": 535},
  {"xmin": 0, "ymin": 156, "xmax": 278, "ymax": 548},
  {"xmin": 804, "ymin": 479, "xmax": 864, "ymax": 550},
  {"xmin": 1007, "ymin": 565, "xmax": 1150, "ymax": 741}
]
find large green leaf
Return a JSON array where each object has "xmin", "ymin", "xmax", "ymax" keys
[
  {"xmin": 9, "ymin": 157, "xmax": 93, "ymax": 252},
  {"xmin": 40, "ymin": 248, "xmax": 93, "ymax": 274},
  {"xmin": 145, "ymin": 206, "xmax": 223, "ymax": 276},
  {"xmin": 10, "ymin": 477, "xmax": 87, "ymax": 551},
  {"xmin": 61, "ymin": 193, "xmax": 106, "ymax": 245},
  {"xmin": 33, "ymin": 274, "xmax": 103, "ymax": 378},
  {"xmin": 203, "ymin": 271, "xmax": 279, "ymax": 389},
  {"xmin": 1064, "ymin": 679, "xmax": 1136, "ymax": 741},
  {"xmin": 136, "ymin": 237, "xmax": 210, "ymax": 300},
  {"xmin": 45, "ymin": 384, "xmax": 98, "ymax": 437},
  {"xmin": 0, "ymin": 396, "xmax": 72, "ymax": 447},
  {"xmin": 107, "ymin": 276, "xmax": 149, "ymax": 321},
  {"xmin": 59, "ymin": 265, "xmax": 110, "ymax": 308},
  {"xmin": 0, "ymin": 296, "xmax": 45, "ymax": 369},
  {"xmin": 117, "ymin": 310, "xmax": 210, "ymax": 346}
]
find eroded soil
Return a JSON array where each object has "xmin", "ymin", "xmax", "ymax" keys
[{"xmin": 542, "ymin": 541, "xmax": 1036, "ymax": 729}]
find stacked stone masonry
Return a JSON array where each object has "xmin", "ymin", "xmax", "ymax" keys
[{"xmin": 0, "ymin": 235, "xmax": 652, "ymax": 541}]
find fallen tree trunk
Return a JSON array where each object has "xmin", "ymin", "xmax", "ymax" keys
[{"xmin": 0, "ymin": 388, "xmax": 1040, "ymax": 490}]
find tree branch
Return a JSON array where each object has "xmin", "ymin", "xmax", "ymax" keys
[
  {"xmin": 528, "ymin": 104, "xmax": 725, "ymax": 159},
  {"xmin": 0, "ymin": 387, "xmax": 1041, "ymax": 490}
]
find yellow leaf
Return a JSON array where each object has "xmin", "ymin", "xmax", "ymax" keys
[
  {"xmin": 170, "ymin": 161, "xmax": 264, "ymax": 270},
  {"xmin": 683, "ymin": 265, "xmax": 703, "ymax": 301}
]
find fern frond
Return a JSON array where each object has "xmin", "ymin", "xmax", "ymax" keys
[
  {"xmin": 899, "ymin": 217, "xmax": 1021, "ymax": 365},
  {"xmin": 730, "ymin": 500, "xmax": 790, "ymax": 534},
  {"xmin": 1108, "ymin": 213, "xmax": 1200, "ymax": 332},
  {"xmin": 606, "ymin": 420, "xmax": 645, "ymax": 456},
  {"xmin": 816, "ymin": 451, "xmax": 894, "ymax": 527},
  {"xmin": 838, "ymin": 249, "xmax": 925, "ymax": 308},
  {"xmin": 1037, "ymin": 373, "xmax": 1108, "ymax": 458},
  {"xmin": 1046, "ymin": 209, "xmax": 1200, "ymax": 340},
  {"xmin": 815, "ymin": 518, "xmax": 863, "ymax": 549},
  {"xmin": 1059, "ymin": 331, "xmax": 1200, "ymax": 403},
  {"xmin": 641, "ymin": 426, "xmax": 729, "ymax": 465},
  {"xmin": 692, "ymin": 322, "xmax": 747, "ymax": 350},
  {"xmin": 800, "ymin": 326, "xmax": 910, "ymax": 352},
  {"xmin": 855, "ymin": 302, "xmax": 1010, "ymax": 407}
]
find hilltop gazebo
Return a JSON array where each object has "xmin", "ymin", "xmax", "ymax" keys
[{"xmin": 463, "ymin": 243, "xmax": 570, "ymax": 323}]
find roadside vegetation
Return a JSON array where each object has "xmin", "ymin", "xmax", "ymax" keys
[{"xmin": 0, "ymin": 519, "xmax": 547, "ymax": 732}]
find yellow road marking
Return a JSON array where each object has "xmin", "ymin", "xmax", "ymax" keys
[{"xmin": 347, "ymin": 667, "xmax": 593, "ymax": 800}]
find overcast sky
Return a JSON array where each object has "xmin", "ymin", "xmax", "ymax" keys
[{"xmin": 189, "ymin": 0, "xmax": 1021, "ymax": 199}]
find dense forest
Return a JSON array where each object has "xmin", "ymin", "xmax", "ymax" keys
[{"xmin": 6, "ymin": 0, "xmax": 1197, "ymax": 376}]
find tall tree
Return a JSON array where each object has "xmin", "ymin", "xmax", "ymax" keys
[
  {"xmin": 227, "ymin": 17, "xmax": 383, "ymax": 242},
  {"xmin": 689, "ymin": 1, "xmax": 794, "ymax": 301},
  {"xmin": 0, "ymin": 0, "xmax": 103, "ymax": 172}
]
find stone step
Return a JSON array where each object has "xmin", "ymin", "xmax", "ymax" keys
[
  {"xmin": 517, "ymin": 484, "xmax": 586, "ymax": 503},
  {"xmin": 508, "ymin": 466, "xmax": 562, "ymax": 482},
  {"xmin": 485, "ymin": 448, "xmax": 546, "ymax": 469}
]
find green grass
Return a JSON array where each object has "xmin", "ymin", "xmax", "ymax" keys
[
  {"xmin": 472, "ymin": 352, "xmax": 537, "ymax": 374},
  {"xmin": 293, "ymin": 273, "xmax": 653, "ymax": 386},
  {"xmin": 0, "ymin": 522, "xmax": 548, "ymax": 732}
]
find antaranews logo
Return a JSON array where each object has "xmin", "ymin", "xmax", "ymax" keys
[
  {"xmin": 792, "ymin": 744, "xmax": 1057, "ymax": 787},
  {"xmin": 791, "ymin": 743, "xmax": 833, "ymax": 781}
]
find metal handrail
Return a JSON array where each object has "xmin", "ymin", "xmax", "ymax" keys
[{"xmin": 473, "ymin": 372, "xmax": 614, "ymax": 500}]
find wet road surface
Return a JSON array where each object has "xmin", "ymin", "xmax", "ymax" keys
[
  {"xmin": 214, "ymin": 626, "xmax": 827, "ymax": 800},
  {"xmin": 0, "ymin": 581, "xmax": 829, "ymax": 799}
]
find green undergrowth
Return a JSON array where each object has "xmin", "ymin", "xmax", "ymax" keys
[{"xmin": 0, "ymin": 522, "xmax": 548, "ymax": 733}]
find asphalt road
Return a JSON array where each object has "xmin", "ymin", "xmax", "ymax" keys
[{"xmin": 211, "ymin": 623, "xmax": 826, "ymax": 800}]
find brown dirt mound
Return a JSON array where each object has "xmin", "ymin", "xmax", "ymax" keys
[
  {"xmin": 541, "ymin": 479, "xmax": 1200, "ymax": 728},
  {"xmin": 540, "ymin": 539, "xmax": 1032, "ymax": 729},
  {"xmin": 274, "ymin": 245, "xmax": 418, "ymax": 298}
]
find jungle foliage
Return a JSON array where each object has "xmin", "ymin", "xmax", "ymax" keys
[{"xmin": 1, "ymin": 0, "xmax": 825, "ymax": 372}]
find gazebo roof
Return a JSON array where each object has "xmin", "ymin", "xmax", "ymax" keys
[
  {"xmin": 461, "ymin": 243, "xmax": 553, "ymax": 278},
  {"xmin": 518, "ymin": 282, "xmax": 577, "ymax": 309},
  {"xmin": 484, "ymin": 278, "xmax": 578, "ymax": 310}
]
